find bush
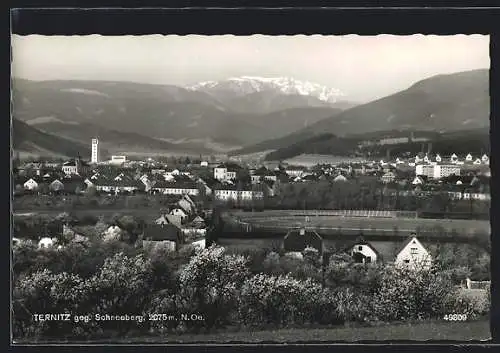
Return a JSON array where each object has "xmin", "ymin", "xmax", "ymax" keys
[
  {"xmin": 13, "ymin": 270, "xmax": 89, "ymax": 339},
  {"xmin": 371, "ymin": 266, "xmax": 455, "ymax": 322},
  {"xmin": 238, "ymin": 273, "xmax": 341, "ymax": 328},
  {"xmin": 177, "ymin": 245, "xmax": 250, "ymax": 331},
  {"xmin": 445, "ymin": 288, "xmax": 490, "ymax": 319},
  {"xmin": 83, "ymin": 253, "xmax": 153, "ymax": 334}
]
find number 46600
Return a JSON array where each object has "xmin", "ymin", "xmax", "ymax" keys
[{"xmin": 443, "ymin": 314, "xmax": 468, "ymax": 321}]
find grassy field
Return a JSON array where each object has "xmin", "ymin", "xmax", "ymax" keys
[
  {"xmin": 230, "ymin": 210, "xmax": 490, "ymax": 236},
  {"xmin": 25, "ymin": 320, "xmax": 490, "ymax": 343}
]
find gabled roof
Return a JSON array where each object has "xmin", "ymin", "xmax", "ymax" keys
[
  {"xmin": 345, "ymin": 239, "xmax": 382, "ymax": 258},
  {"xmin": 215, "ymin": 162, "xmax": 242, "ymax": 171},
  {"xmin": 155, "ymin": 214, "xmax": 182, "ymax": 227},
  {"xmin": 143, "ymin": 223, "xmax": 182, "ymax": 242},
  {"xmin": 153, "ymin": 181, "xmax": 199, "ymax": 190},
  {"xmin": 393, "ymin": 236, "xmax": 431, "ymax": 260},
  {"xmin": 284, "ymin": 227, "xmax": 323, "ymax": 253}
]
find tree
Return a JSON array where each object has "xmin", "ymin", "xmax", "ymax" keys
[
  {"xmin": 84, "ymin": 253, "xmax": 153, "ymax": 333},
  {"xmin": 177, "ymin": 245, "xmax": 250, "ymax": 331}
]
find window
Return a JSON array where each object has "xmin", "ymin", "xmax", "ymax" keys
[
  {"xmin": 358, "ymin": 245, "xmax": 363, "ymax": 251},
  {"xmin": 366, "ymin": 256, "xmax": 371, "ymax": 263},
  {"xmin": 404, "ymin": 259, "xmax": 410, "ymax": 263},
  {"xmin": 410, "ymin": 247, "xmax": 418, "ymax": 255}
]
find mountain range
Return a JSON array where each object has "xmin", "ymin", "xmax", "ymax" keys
[
  {"xmin": 11, "ymin": 70, "xmax": 489, "ymax": 160},
  {"xmin": 11, "ymin": 77, "xmax": 349, "ymax": 157},
  {"xmin": 232, "ymin": 69, "xmax": 490, "ymax": 158}
]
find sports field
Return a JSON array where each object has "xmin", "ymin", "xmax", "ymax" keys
[{"xmin": 229, "ymin": 210, "xmax": 490, "ymax": 237}]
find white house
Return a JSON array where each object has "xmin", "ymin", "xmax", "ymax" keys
[
  {"xmin": 423, "ymin": 154, "xmax": 430, "ymax": 163},
  {"xmin": 435, "ymin": 154, "xmax": 442, "ymax": 163},
  {"xmin": 49, "ymin": 179, "xmax": 65, "ymax": 192},
  {"xmin": 214, "ymin": 186, "xmax": 264, "ymax": 201},
  {"xmin": 23, "ymin": 178, "xmax": 39, "ymax": 190},
  {"xmin": 155, "ymin": 214, "xmax": 182, "ymax": 228},
  {"xmin": 481, "ymin": 154, "xmax": 489, "ymax": 164},
  {"xmin": 465, "ymin": 153, "xmax": 473, "ymax": 162},
  {"xmin": 394, "ymin": 236, "xmax": 432, "ymax": 270},
  {"xmin": 200, "ymin": 161, "xmax": 209, "ymax": 167},
  {"xmin": 473, "ymin": 158, "xmax": 482, "ymax": 165},
  {"xmin": 381, "ymin": 171, "xmax": 396, "ymax": 184},
  {"xmin": 416, "ymin": 164, "xmax": 460, "ymax": 179},
  {"xmin": 412, "ymin": 176, "xmax": 424, "ymax": 185},
  {"xmin": 349, "ymin": 242, "xmax": 379, "ymax": 263},
  {"xmin": 214, "ymin": 165, "xmax": 227, "ymax": 181},
  {"xmin": 170, "ymin": 208, "xmax": 188, "ymax": 222},
  {"xmin": 450, "ymin": 154, "xmax": 458, "ymax": 163},
  {"xmin": 38, "ymin": 237, "xmax": 57, "ymax": 249},
  {"xmin": 110, "ymin": 155, "xmax": 127, "ymax": 165},
  {"xmin": 333, "ymin": 174, "xmax": 348, "ymax": 182},
  {"xmin": 285, "ymin": 167, "xmax": 306, "ymax": 178}
]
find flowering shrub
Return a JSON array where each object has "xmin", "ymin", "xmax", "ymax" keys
[
  {"xmin": 177, "ymin": 245, "xmax": 250, "ymax": 331},
  {"xmin": 13, "ymin": 270, "xmax": 88, "ymax": 338},
  {"xmin": 302, "ymin": 246, "xmax": 321, "ymax": 268},
  {"xmin": 371, "ymin": 266, "xmax": 455, "ymax": 321},
  {"xmin": 445, "ymin": 288, "xmax": 490, "ymax": 319},
  {"xmin": 238, "ymin": 273, "xmax": 341, "ymax": 327}
]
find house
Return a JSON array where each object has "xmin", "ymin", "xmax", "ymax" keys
[
  {"xmin": 200, "ymin": 161, "xmax": 209, "ymax": 167},
  {"xmin": 465, "ymin": 153, "xmax": 473, "ymax": 162},
  {"xmin": 142, "ymin": 223, "xmax": 183, "ymax": 252},
  {"xmin": 381, "ymin": 171, "xmax": 396, "ymax": 184},
  {"xmin": 283, "ymin": 227, "xmax": 323, "ymax": 254},
  {"xmin": 152, "ymin": 181, "xmax": 200, "ymax": 196},
  {"xmin": 62, "ymin": 158, "xmax": 90, "ymax": 175},
  {"xmin": 170, "ymin": 207, "xmax": 188, "ymax": 222},
  {"xmin": 348, "ymin": 241, "xmax": 380, "ymax": 264},
  {"xmin": 93, "ymin": 177, "xmax": 142, "ymax": 194},
  {"xmin": 473, "ymin": 158, "xmax": 482, "ymax": 165},
  {"xmin": 197, "ymin": 177, "xmax": 216, "ymax": 196},
  {"xmin": 155, "ymin": 214, "xmax": 182, "ymax": 228},
  {"xmin": 450, "ymin": 153, "xmax": 459, "ymax": 163},
  {"xmin": 412, "ymin": 176, "xmax": 425, "ymax": 185},
  {"xmin": 178, "ymin": 198, "xmax": 194, "ymax": 215},
  {"xmin": 435, "ymin": 154, "xmax": 442, "ymax": 163},
  {"xmin": 481, "ymin": 154, "xmax": 489, "ymax": 164},
  {"xmin": 214, "ymin": 184, "xmax": 264, "ymax": 201},
  {"xmin": 49, "ymin": 179, "xmax": 65, "ymax": 192},
  {"xmin": 23, "ymin": 177, "xmax": 40, "ymax": 190},
  {"xmin": 394, "ymin": 236, "xmax": 432, "ymax": 270},
  {"xmin": 191, "ymin": 216, "xmax": 206, "ymax": 228},
  {"xmin": 285, "ymin": 166, "xmax": 307, "ymax": 178},
  {"xmin": 140, "ymin": 178, "xmax": 154, "ymax": 193},
  {"xmin": 213, "ymin": 163, "xmax": 241, "ymax": 181},
  {"xmin": 333, "ymin": 174, "xmax": 348, "ymax": 182},
  {"xmin": 182, "ymin": 194, "xmax": 197, "ymax": 210},
  {"xmin": 38, "ymin": 237, "xmax": 57, "ymax": 249}
]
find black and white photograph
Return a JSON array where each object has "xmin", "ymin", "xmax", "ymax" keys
[{"xmin": 11, "ymin": 31, "xmax": 491, "ymax": 343}]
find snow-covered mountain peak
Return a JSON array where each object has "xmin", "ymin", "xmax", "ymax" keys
[{"xmin": 187, "ymin": 76, "xmax": 346, "ymax": 103}]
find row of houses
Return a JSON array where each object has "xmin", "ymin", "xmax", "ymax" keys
[{"xmin": 282, "ymin": 228, "xmax": 433, "ymax": 270}]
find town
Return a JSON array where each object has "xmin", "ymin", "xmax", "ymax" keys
[
  {"xmin": 11, "ymin": 32, "xmax": 491, "ymax": 342},
  {"xmin": 13, "ymin": 136, "xmax": 491, "ymax": 265}
]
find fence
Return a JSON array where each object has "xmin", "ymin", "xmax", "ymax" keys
[{"xmin": 289, "ymin": 210, "xmax": 418, "ymax": 219}]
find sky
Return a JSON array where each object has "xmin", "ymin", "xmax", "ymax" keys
[{"xmin": 11, "ymin": 34, "xmax": 490, "ymax": 102}]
